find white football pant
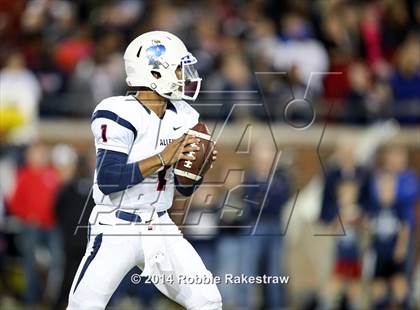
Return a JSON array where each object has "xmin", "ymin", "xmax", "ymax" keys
[{"xmin": 67, "ymin": 206, "xmax": 222, "ymax": 310}]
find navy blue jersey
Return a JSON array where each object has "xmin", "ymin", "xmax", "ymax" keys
[
  {"xmin": 370, "ymin": 206, "xmax": 406, "ymax": 258},
  {"xmin": 320, "ymin": 164, "xmax": 371, "ymax": 223},
  {"xmin": 369, "ymin": 170, "xmax": 418, "ymax": 228},
  {"xmin": 336, "ymin": 225, "xmax": 360, "ymax": 260},
  {"xmin": 242, "ymin": 168, "xmax": 291, "ymax": 222}
]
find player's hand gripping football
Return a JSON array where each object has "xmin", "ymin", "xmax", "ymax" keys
[{"xmin": 160, "ymin": 135, "xmax": 201, "ymax": 165}]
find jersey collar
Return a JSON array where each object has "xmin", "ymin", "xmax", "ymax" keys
[
  {"xmin": 130, "ymin": 95, "xmax": 151, "ymax": 114},
  {"xmin": 167, "ymin": 100, "xmax": 177, "ymax": 113}
]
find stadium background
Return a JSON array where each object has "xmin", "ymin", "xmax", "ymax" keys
[{"xmin": 0, "ymin": 0, "xmax": 419, "ymax": 309}]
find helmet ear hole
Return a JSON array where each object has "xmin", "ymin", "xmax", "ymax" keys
[
  {"xmin": 136, "ymin": 46, "xmax": 142, "ymax": 57},
  {"xmin": 151, "ymin": 71, "xmax": 161, "ymax": 79}
]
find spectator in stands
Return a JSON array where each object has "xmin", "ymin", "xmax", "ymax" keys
[
  {"xmin": 381, "ymin": 0, "xmax": 413, "ymax": 55},
  {"xmin": 53, "ymin": 26, "xmax": 93, "ymax": 75},
  {"xmin": 365, "ymin": 77, "xmax": 393, "ymax": 122},
  {"xmin": 21, "ymin": 0, "xmax": 77, "ymax": 41},
  {"xmin": 74, "ymin": 31, "xmax": 125, "ymax": 103},
  {"xmin": 239, "ymin": 143, "xmax": 291, "ymax": 310},
  {"xmin": 8, "ymin": 142, "xmax": 63, "ymax": 306},
  {"xmin": 191, "ymin": 15, "xmax": 222, "ymax": 77},
  {"xmin": 367, "ymin": 172, "xmax": 410, "ymax": 309},
  {"xmin": 320, "ymin": 3, "xmax": 361, "ymax": 60},
  {"xmin": 35, "ymin": 45, "xmax": 67, "ymax": 104},
  {"xmin": 184, "ymin": 186, "xmax": 220, "ymax": 272},
  {"xmin": 343, "ymin": 60, "xmax": 392, "ymax": 124},
  {"xmin": 0, "ymin": 0, "xmax": 25, "ymax": 46},
  {"xmin": 55, "ymin": 154, "xmax": 94, "ymax": 310},
  {"xmin": 381, "ymin": 145, "xmax": 418, "ymax": 228},
  {"xmin": 206, "ymin": 53, "xmax": 256, "ymax": 121},
  {"xmin": 320, "ymin": 3, "xmax": 355, "ymax": 105},
  {"xmin": 216, "ymin": 170, "xmax": 246, "ymax": 309},
  {"xmin": 390, "ymin": 34, "xmax": 420, "ymax": 124},
  {"xmin": 51, "ymin": 143, "xmax": 78, "ymax": 183},
  {"xmin": 0, "ymin": 51, "xmax": 41, "ymax": 144},
  {"xmin": 381, "ymin": 144, "xmax": 419, "ymax": 304},
  {"xmin": 344, "ymin": 61, "xmax": 371, "ymax": 123},
  {"xmin": 272, "ymin": 13, "xmax": 329, "ymax": 97},
  {"xmin": 321, "ymin": 180, "xmax": 364, "ymax": 309},
  {"xmin": 320, "ymin": 142, "xmax": 371, "ymax": 223},
  {"xmin": 359, "ymin": 3, "xmax": 384, "ymax": 67}
]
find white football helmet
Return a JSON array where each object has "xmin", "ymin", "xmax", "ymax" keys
[{"xmin": 124, "ymin": 31, "xmax": 201, "ymax": 101}]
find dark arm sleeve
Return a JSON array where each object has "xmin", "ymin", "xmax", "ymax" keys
[
  {"xmin": 174, "ymin": 175, "xmax": 203, "ymax": 197},
  {"xmin": 96, "ymin": 149, "xmax": 144, "ymax": 195}
]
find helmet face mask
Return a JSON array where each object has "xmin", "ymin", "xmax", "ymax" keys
[
  {"xmin": 124, "ymin": 31, "xmax": 201, "ymax": 101},
  {"xmin": 177, "ymin": 54, "xmax": 201, "ymax": 100}
]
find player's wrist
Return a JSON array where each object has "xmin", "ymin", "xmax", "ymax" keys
[{"xmin": 157, "ymin": 152, "xmax": 167, "ymax": 167}]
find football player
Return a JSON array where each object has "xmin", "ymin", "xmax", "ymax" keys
[{"xmin": 67, "ymin": 31, "xmax": 221, "ymax": 310}]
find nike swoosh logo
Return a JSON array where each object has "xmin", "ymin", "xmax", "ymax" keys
[
  {"xmin": 173, "ymin": 126, "xmax": 182, "ymax": 130},
  {"xmin": 98, "ymin": 222, "xmax": 111, "ymax": 226}
]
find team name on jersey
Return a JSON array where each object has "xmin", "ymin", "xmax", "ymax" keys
[{"xmin": 160, "ymin": 138, "xmax": 174, "ymax": 146}]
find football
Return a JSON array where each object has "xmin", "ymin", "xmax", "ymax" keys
[{"xmin": 174, "ymin": 122, "xmax": 215, "ymax": 186}]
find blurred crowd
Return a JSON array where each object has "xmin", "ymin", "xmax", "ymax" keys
[
  {"xmin": 1, "ymin": 0, "xmax": 420, "ymax": 142},
  {"xmin": 0, "ymin": 0, "xmax": 419, "ymax": 309},
  {"xmin": 0, "ymin": 142, "xmax": 95, "ymax": 309},
  {"xmin": 0, "ymin": 139, "xmax": 418, "ymax": 309},
  {"xmin": 319, "ymin": 143, "xmax": 419, "ymax": 309}
]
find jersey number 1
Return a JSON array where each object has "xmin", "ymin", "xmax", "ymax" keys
[{"xmin": 101, "ymin": 124, "xmax": 108, "ymax": 142}]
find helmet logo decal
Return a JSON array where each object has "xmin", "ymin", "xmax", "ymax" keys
[{"xmin": 146, "ymin": 44, "xmax": 166, "ymax": 69}]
